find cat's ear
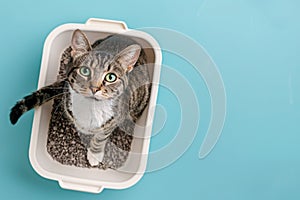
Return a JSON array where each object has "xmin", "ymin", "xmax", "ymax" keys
[
  {"xmin": 71, "ymin": 29, "xmax": 91, "ymax": 59},
  {"xmin": 115, "ymin": 44, "xmax": 141, "ymax": 72}
]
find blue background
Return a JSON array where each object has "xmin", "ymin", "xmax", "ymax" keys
[{"xmin": 1, "ymin": 0, "xmax": 300, "ymax": 199}]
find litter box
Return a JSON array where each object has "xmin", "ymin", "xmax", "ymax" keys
[{"xmin": 29, "ymin": 18, "xmax": 162, "ymax": 193}]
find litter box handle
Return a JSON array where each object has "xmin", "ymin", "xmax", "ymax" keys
[
  {"xmin": 59, "ymin": 180, "xmax": 104, "ymax": 193},
  {"xmin": 86, "ymin": 18, "xmax": 128, "ymax": 31}
]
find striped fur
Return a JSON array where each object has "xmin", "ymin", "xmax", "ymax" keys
[{"xmin": 10, "ymin": 80, "xmax": 68, "ymax": 124}]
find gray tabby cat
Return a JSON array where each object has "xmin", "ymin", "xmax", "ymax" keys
[{"xmin": 10, "ymin": 29, "xmax": 151, "ymax": 167}]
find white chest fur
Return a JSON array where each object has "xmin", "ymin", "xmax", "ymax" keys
[{"xmin": 69, "ymin": 88, "xmax": 114, "ymax": 134}]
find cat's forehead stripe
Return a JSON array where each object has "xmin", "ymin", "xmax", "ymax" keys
[{"xmin": 82, "ymin": 53, "xmax": 112, "ymax": 70}]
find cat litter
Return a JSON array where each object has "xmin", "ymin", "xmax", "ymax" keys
[{"xmin": 29, "ymin": 18, "xmax": 161, "ymax": 193}]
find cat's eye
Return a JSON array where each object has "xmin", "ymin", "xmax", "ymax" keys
[
  {"xmin": 104, "ymin": 73, "xmax": 117, "ymax": 83},
  {"xmin": 79, "ymin": 66, "xmax": 91, "ymax": 77}
]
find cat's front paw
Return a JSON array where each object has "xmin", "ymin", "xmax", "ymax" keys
[{"xmin": 87, "ymin": 148, "xmax": 104, "ymax": 167}]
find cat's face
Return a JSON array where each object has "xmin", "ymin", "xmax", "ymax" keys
[{"xmin": 68, "ymin": 30, "xmax": 141, "ymax": 100}]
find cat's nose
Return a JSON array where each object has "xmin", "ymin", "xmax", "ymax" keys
[{"xmin": 90, "ymin": 86, "xmax": 100, "ymax": 94}]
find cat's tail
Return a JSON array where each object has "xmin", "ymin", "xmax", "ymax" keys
[{"xmin": 10, "ymin": 80, "xmax": 68, "ymax": 125}]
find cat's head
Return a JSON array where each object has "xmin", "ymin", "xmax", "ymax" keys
[{"xmin": 68, "ymin": 29, "xmax": 141, "ymax": 100}]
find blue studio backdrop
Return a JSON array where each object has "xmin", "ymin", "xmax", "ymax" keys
[{"xmin": 1, "ymin": 0, "xmax": 300, "ymax": 199}]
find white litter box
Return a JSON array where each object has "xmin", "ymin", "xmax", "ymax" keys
[{"xmin": 29, "ymin": 18, "xmax": 162, "ymax": 193}]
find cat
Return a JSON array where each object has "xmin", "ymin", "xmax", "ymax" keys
[{"xmin": 10, "ymin": 29, "xmax": 151, "ymax": 168}]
